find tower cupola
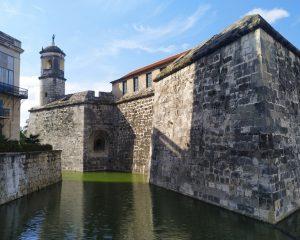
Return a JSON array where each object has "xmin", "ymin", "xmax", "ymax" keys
[{"xmin": 39, "ymin": 35, "xmax": 66, "ymax": 106}]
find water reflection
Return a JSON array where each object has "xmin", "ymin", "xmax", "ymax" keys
[{"xmin": 0, "ymin": 173, "xmax": 298, "ymax": 240}]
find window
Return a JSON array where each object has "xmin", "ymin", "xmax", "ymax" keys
[
  {"xmin": 133, "ymin": 77, "xmax": 139, "ymax": 92},
  {"xmin": 0, "ymin": 51, "xmax": 14, "ymax": 70},
  {"xmin": 94, "ymin": 138, "xmax": 105, "ymax": 152},
  {"xmin": 146, "ymin": 72, "xmax": 152, "ymax": 88},
  {"xmin": 0, "ymin": 51, "xmax": 14, "ymax": 85},
  {"xmin": 53, "ymin": 58, "xmax": 59, "ymax": 69},
  {"xmin": 0, "ymin": 67, "xmax": 14, "ymax": 85},
  {"xmin": 45, "ymin": 92, "xmax": 48, "ymax": 97},
  {"xmin": 122, "ymin": 81, "xmax": 127, "ymax": 95},
  {"xmin": 46, "ymin": 59, "xmax": 52, "ymax": 69}
]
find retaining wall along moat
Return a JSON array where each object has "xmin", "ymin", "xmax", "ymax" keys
[{"xmin": 0, "ymin": 151, "xmax": 62, "ymax": 205}]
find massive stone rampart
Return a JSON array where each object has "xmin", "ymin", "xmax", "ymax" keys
[{"xmin": 150, "ymin": 15, "xmax": 300, "ymax": 224}]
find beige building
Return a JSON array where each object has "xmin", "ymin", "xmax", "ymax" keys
[
  {"xmin": 111, "ymin": 51, "xmax": 188, "ymax": 98},
  {"xmin": 0, "ymin": 31, "xmax": 27, "ymax": 140}
]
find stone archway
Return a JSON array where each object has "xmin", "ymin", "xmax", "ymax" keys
[
  {"xmin": 89, "ymin": 130, "xmax": 109, "ymax": 157},
  {"xmin": 85, "ymin": 129, "xmax": 111, "ymax": 171},
  {"xmin": 93, "ymin": 131, "xmax": 107, "ymax": 154}
]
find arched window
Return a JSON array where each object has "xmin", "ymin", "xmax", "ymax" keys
[
  {"xmin": 94, "ymin": 137, "xmax": 105, "ymax": 152},
  {"xmin": 46, "ymin": 59, "xmax": 52, "ymax": 69}
]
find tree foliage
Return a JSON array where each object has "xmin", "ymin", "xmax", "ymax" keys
[{"xmin": 0, "ymin": 131, "xmax": 52, "ymax": 152}]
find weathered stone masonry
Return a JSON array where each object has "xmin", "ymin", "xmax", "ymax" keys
[
  {"xmin": 27, "ymin": 15, "xmax": 300, "ymax": 223},
  {"xmin": 28, "ymin": 101, "xmax": 85, "ymax": 171},
  {"xmin": 113, "ymin": 89, "xmax": 154, "ymax": 173},
  {"xmin": 28, "ymin": 89, "xmax": 154, "ymax": 174},
  {"xmin": 150, "ymin": 15, "xmax": 300, "ymax": 224},
  {"xmin": 0, "ymin": 151, "xmax": 61, "ymax": 205}
]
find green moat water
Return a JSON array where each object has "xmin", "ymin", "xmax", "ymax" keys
[{"xmin": 0, "ymin": 172, "xmax": 299, "ymax": 240}]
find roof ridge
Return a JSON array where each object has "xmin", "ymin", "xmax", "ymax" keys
[
  {"xmin": 110, "ymin": 50, "xmax": 189, "ymax": 84},
  {"xmin": 155, "ymin": 14, "xmax": 300, "ymax": 82}
]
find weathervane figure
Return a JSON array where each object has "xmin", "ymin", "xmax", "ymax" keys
[{"xmin": 52, "ymin": 34, "xmax": 55, "ymax": 46}]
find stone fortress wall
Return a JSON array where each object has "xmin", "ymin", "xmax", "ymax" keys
[
  {"xmin": 28, "ymin": 90, "xmax": 154, "ymax": 174},
  {"xmin": 27, "ymin": 15, "xmax": 300, "ymax": 223},
  {"xmin": 113, "ymin": 89, "xmax": 154, "ymax": 174},
  {"xmin": 28, "ymin": 99, "xmax": 86, "ymax": 171},
  {"xmin": 0, "ymin": 151, "xmax": 61, "ymax": 205},
  {"xmin": 150, "ymin": 16, "xmax": 300, "ymax": 224}
]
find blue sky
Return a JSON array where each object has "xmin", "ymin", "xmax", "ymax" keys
[{"xmin": 0, "ymin": 0, "xmax": 299, "ymax": 125}]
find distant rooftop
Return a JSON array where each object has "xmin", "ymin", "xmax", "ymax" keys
[
  {"xmin": 111, "ymin": 50, "xmax": 190, "ymax": 84},
  {"xmin": 0, "ymin": 31, "xmax": 23, "ymax": 53}
]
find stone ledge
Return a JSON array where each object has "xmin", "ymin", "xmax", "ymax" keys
[
  {"xmin": 30, "ymin": 91, "xmax": 114, "ymax": 112},
  {"xmin": 115, "ymin": 88, "xmax": 154, "ymax": 104},
  {"xmin": 155, "ymin": 14, "xmax": 300, "ymax": 82},
  {"xmin": 0, "ymin": 150, "xmax": 61, "ymax": 156}
]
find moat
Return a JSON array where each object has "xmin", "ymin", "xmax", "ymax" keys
[{"xmin": 0, "ymin": 172, "xmax": 299, "ymax": 240}]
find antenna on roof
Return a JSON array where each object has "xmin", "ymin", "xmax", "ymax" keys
[{"xmin": 52, "ymin": 34, "xmax": 55, "ymax": 46}]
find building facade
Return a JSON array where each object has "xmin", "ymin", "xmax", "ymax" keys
[
  {"xmin": 0, "ymin": 31, "xmax": 27, "ymax": 140},
  {"xmin": 111, "ymin": 51, "xmax": 187, "ymax": 99},
  {"xmin": 27, "ymin": 15, "xmax": 300, "ymax": 223}
]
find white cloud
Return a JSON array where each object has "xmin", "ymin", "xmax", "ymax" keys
[
  {"xmin": 17, "ymin": 3, "xmax": 213, "ymax": 128},
  {"xmin": 133, "ymin": 4, "xmax": 211, "ymax": 36},
  {"xmin": 99, "ymin": 4, "xmax": 211, "ymax": 56},
  {"xmin": 32, "ymin": 5, "xmax": 44, "ymax": 13},
  {"xmin": 0, "ymin": 1, "xmax": 34, "ymax": 18},
  {"xmin": 152, "ymin": 0, "xmax": 173, "ymax": 16},
  {"xmin": 183, "ymin": 4, "xmax": 211, "ymax": 32},
  {"xmin": 0, "ymin": 1, "xmax": 20, "ymax": 15},
  {"xmin": 245, "ymin": 8, "xmax": 289, "ymax": 23},
  {"xmin": 103, "ymin": 39, "xmax": 177, "ymax": 54}
]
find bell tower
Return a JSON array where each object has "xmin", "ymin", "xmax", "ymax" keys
[{"xmin": 39, "ymin": 35, "xmax": 66, "ymax": 106}]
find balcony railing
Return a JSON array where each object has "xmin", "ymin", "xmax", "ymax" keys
[
  {"xmin": 0, "ymin": 82, "xmax": 28, "ymax": 99},
  {"xmin": 0, "ymin": 107, "xmax": 10, "ymax": 118}
]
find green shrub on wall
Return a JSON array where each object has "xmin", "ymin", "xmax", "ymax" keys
[{"xmin": 0, "ymin": 132, "xmax": 52, "ymax": 153}]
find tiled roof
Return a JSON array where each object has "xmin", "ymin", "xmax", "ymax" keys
[{"xmin": 110, "ymin": 50, "xmax": 190, "ymax": 84}]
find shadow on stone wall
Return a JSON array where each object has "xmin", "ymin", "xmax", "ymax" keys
[
  {"xmin": 83, "ymin": 102, "xmax": 136, "ymax": 172},
  {"xmin": 149, "ymin": 29, "xmax": 300, "ymax": 223},
  {"xmin": 111, "ymin": 107, "xmax": 136, "ymax": 172}
]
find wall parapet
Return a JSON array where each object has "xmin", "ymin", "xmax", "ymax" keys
[
  {"xmin": 115, "ymin": 88, "xmax": 154, "ymax": 104},
  {"xmin": 30, "ymin": 91, "xmax": 115, "ymax": 112}
]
